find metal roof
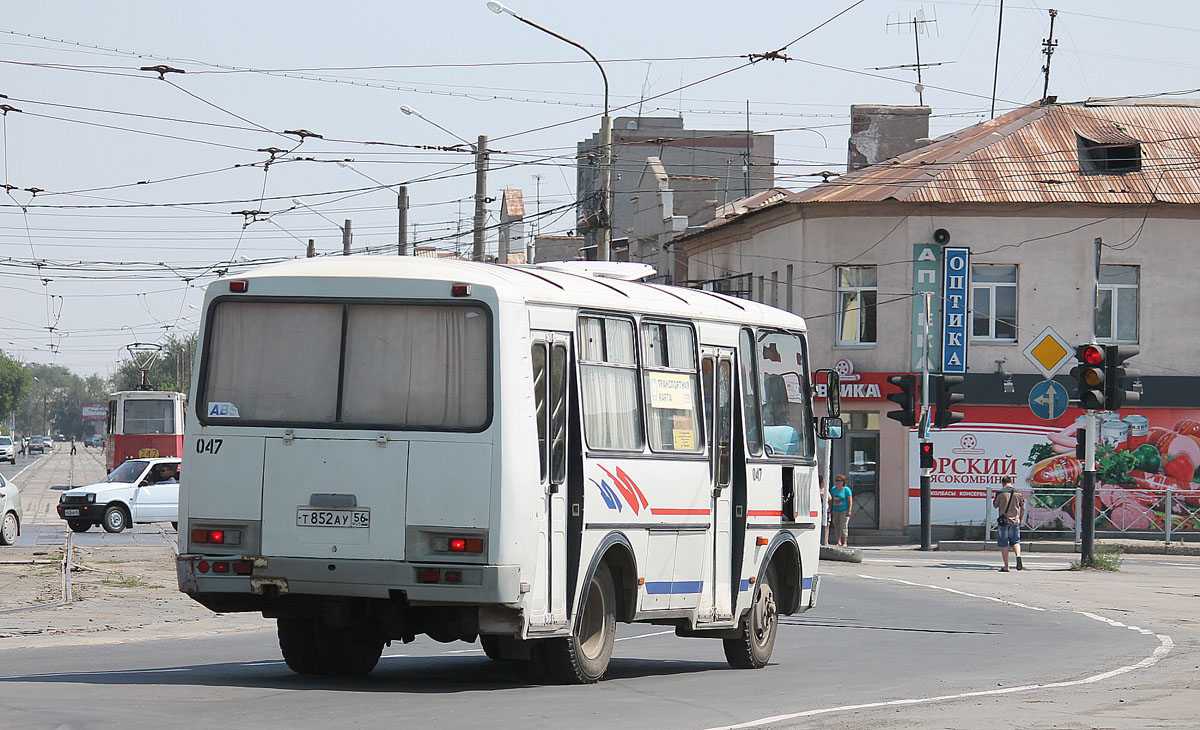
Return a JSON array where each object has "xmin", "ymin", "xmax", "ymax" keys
[{"xmin": 789, "ymin": 100, "xmax": 1200, "ymax": 205}]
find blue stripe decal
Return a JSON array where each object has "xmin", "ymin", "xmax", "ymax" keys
[
  {"xmin": 739, "ymin": 579, "xmax": 751, "ymax": 592},
  {"xmin": 644, "ymin": 580, "xmax": 704, "ymax": 595},
  {"xmin": 802, "ymin": 577, "xmax": 813, "ymax": 590},
  {"xmin": 738, "ymin": 577, "xmax": 813, "ymax": 592}
]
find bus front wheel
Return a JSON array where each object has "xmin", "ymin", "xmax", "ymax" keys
[
  {"xmin": 543, "ymin": 562, "xmax": 616, "ymax": 684},
  {"xmin": 723, "ymin": 564, "xmax": 778, "ymax": 669}
]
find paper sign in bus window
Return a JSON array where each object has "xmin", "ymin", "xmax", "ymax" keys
[
  {"xmin": 673, "ymin": 429, "xmax": 695, "ymax": 450},
  {"xmin": 782, "ymin": 372, "xmax": 804, "ymax": 403},
  {"xmin": 648, "ymin": 372, "xmax": 694, "ymax": 409}
]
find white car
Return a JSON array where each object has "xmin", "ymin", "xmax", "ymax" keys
[
  {"xmin": 0, "ymin": 436, "xmax": 15, "ymax": 464},
  {"xmin": 0, "ymin": 473, "xmax": 21, "ymax": 545},
  {"xmin": 57, "ymin": 457, "xmax": 181, "ymax": 533}
]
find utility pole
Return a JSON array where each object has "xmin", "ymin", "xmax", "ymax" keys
[
  {"xmin": 598, "ymin": 117, "xmax": 612, "ymax": 261},
  {"xmin": 397, "ymin": 185, "xmax": 409, "ymax": 256},
  {"xmin": 920, "ymin": 292, "xmax": 933, "ymax": 550},
  {"xmin": 531, "ymin": 174, "xmax": 543, "ymax": 264},
  {"xmin": 1041, "ymin": 9, "xmax": 1058, "ymax": 101},
  {"xmin": 473, "ymin": 135, "xmax": 488, "ymax": 262},
  {"xmin": 342, "ymin": 219, "xmax": 352, "ymax": 256}
]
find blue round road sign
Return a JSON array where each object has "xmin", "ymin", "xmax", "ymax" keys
[{"xmin": 1029, "ymin": 379, "xmax": 1069, "ymax": 420}]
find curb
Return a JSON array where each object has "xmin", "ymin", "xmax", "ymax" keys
[{"xmin": 820, "ymin": 545, "xmax": 863, "ymax": 563}]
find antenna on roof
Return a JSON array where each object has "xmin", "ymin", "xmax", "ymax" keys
[
  {"xmin": 990, "ymin": 0, "xmax": 1006, "ymax": 118},
  {"xmin": 873, "ymin": 8, "xmax": 950, "ymax": 106},
  {"xmin": 1041, "ymin": 9, "xmax": 1059, "ymax": 103}
]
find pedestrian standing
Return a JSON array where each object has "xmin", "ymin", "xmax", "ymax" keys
[
  {"xmin": 70, "ymin": 436, "xmax": 77, "ymax": 455},
  {"xmin": 993, "ymin": 475, "xmax": 1025, "ymax": 572},
  {"xmin": 829, "ymin": 474, "xmax": 853, "ymax": 547}
]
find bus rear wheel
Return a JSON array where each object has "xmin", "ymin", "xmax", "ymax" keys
[
  {"xmin": 277, "ymin": 617, "xmax": 325, "ymax": 675},
  {"xmin": 315, "ymin": 623, "xmax": 384, "ymax": 677},
  {"xmin": 723, "ymin": 565, "xmax": 778, "ymax": 669},
  {"xmin": 543, "ymin": 562, "xmax": 616, "ymax": 684}
]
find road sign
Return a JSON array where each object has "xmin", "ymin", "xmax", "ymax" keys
[
  {"xmin": 1022, "ymin": 326, "xmax": 1074, "ymax": 379},
  {"xmin": 1029, "ymin": 379, "xmax": 1069, "ymax": 420}
]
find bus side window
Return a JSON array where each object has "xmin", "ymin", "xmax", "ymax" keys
[
  {"xmin": 738, "ymin": 328, "xmax": 763, "ymax": 455},
  {"xmin": 716, "ymin": 359, "xmax": 733, "ymax": 486},
  {"xmin": 531, "ymin": 343, "xmax": 549, "ymax": 483}
]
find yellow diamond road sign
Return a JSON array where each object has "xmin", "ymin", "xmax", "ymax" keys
[{"xmin": 1023, "ymin": 326, "xmax": 1074, "ymax": 379}]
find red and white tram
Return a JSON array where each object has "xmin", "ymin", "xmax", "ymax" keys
[{"xmin": 105, "ymin": 390, "xmax": 186, "ymax": 472}]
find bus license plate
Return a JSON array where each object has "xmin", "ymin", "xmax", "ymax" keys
[
  {"xmin": 64, "ymin": 508, "xmax": 81, "ymax": 517},
  {"xmin": 296, "ymin": 508, "xmax": 370, "ymax": 528}
]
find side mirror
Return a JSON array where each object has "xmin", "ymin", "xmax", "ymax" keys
[
  {"xmin": 817, "ymin": 416, "xmax": 844, "ymax": 440},
  {"xmin": 813, "ymin": 368, "xmax": 841, "ymax": 418}
]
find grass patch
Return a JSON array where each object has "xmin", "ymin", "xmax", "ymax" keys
[{"xmin": 1070, "ymin": 544, "xmax": 1124, "ymax": 571}]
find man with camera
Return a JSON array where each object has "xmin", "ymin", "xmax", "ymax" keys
[{"xmin": 993, "ymin": 475, "xmax": 1025, "ymax": 572}]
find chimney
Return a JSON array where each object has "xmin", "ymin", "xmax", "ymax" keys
[{"xmin": 847, "ymin": 105, "xmax": 932, "ymax": 171}]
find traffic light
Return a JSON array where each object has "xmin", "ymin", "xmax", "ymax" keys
[
  {"xmin": 919, "ymin": 441, "xmax": 935, "ymax": 469},
  {"xmin": 1104, "ymin": 345, "xmax": 1140, "ymax": 410},
  {"xmin": 886, "ymin": 374, "xmax": 917, "ymax": 427},
  {"xmin": 1071, "ymin": 344, "xmax": 1106, "ymax": 410},
  {"xmin": 933, "ymin": 374, "xmax": 965, "ymax": 429}
]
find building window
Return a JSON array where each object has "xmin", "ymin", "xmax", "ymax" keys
[
  {"xmin": 836, "ymin": 266, "xmax": 877, "ymax": 345},
  {"xmin": 1096, "ymin": 265, "xmax": 1139, "ymax": 343},
  {"xmin": 971, "ymin": 265, "xmax": 1017, "ymax": 341}
]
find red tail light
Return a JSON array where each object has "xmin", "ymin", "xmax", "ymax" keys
[
  {"xmin": 417, "ymin": 568, "xmax": 441, "ymax": 583},
  {"xmin": 229, "ymin": 280, "xmax": 249, "ymax": 293},
  {"xmin": 443, "ymin": 570, "xmax": 463, "ymax": 584}
]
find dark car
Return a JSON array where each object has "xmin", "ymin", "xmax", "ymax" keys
[{"xmin": 28, "ymin": 436, "xmax": 47, "ymax": 454}]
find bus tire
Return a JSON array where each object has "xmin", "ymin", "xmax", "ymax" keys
[
  {"xmin": 480, "ymin": 635, "xmax": 506, "ymax": 661},
  {"xmin": 543, "ymin": 562, "xmax": 616, "ymax": 684},
  {"xmin": 102, "ymin": 504, "xmax": 129, "ymax": 533},
  {"xmin": 67, "ymin": 520, "xmax": 92, "ymax": 533},
  {"xmin": 277, "ymin": 617, "xmax": 325, "ymax": 675},
  {"xmin": 723, "ymin": 564, "xmax": 778, "ymax": 669},
  {"xmin": 316, "ymin": 624, "xmax": 384, "ymax": 677}
]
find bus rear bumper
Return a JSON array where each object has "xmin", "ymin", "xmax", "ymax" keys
[{"xmin": 177, "ymin": 554, "xmax": 522, "ymax": 609}]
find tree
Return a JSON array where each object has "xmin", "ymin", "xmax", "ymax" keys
[{"xmin": 0, "ymin": 352, "xmax": 31, "ymax": 433}]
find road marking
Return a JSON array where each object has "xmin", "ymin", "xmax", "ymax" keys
[{"xmin": 698, "ymin": 575, "xmax": 1174, "ymax": 730}]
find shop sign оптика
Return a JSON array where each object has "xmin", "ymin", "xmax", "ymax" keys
[{"xmin": 908, "ymin": 406, "xmax": 1200, "ymax": 530}]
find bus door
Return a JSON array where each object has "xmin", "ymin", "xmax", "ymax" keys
[
  {"xmin": 532, "ymin": 332, "xmax": 570, "ymax": 625},
  {"xmin": 701, "ymin": 347, "xmax": 735, "ymax": 622}
]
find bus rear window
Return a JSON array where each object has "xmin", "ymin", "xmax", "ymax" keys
[{"xmin": 202, "ymin": 300, "xmax": 490, "ymax": 430}]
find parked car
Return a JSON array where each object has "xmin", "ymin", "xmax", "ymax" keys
[
  {"xmin": 56, "ymin": 457, "xmax": 181, "ymax": 533},
  {"xmin": 28, "ymin": 436, "xmax": 47, "ymax": 454},
  {"xmin": 0, "ymin": 436, "xmax": 15, "ymax": 464},
  {"xmin": 86, "ymin": 435, "xmax": 102, "ymax": 448},
  {"xmin": 0, "ymin": 473, "xmax": 21, "ymax": 546}
]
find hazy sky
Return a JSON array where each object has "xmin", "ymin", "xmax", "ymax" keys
[{"xmin": 2, "ymin": 0, "xmax": 1197, "ymax": 376}]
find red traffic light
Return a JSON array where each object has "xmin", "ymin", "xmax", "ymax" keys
[{"xmin": 1080, "ymin": 345, "xmax": 1104, "ymax": 366}]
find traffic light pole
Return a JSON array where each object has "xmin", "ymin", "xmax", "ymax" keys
[
  {"xmin": 1080, "ymin": 409, "xmax": 1097, "ymax": 566},
  {"xmin": 920, "ymin": 292, "xmax": 933, "ymax": 551}
]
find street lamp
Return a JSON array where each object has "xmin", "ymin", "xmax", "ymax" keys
[
  {"xmin": 338, "ymin": 161, "xmax": 409, "ymax": 256},
  {"xmin": 292, "ymin": 198, "xmax": 352, "ymax": 256},
  {"xmin": 487, "ymin": 1, "xmax": 611, "ymax": 261},
  {"xmin": 400, "ymin": 105, "xmax": 488, "ymax": 262}
]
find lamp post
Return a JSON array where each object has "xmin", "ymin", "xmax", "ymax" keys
[
  {"xmin": 487, "ymin": 1, "xmax": 611, "ymax": 261},
  {"xmin": 338, "ymin": 161, "xmax": 409, "ymax": 256},
  {"xmin": 292, "ymin": 199, "xmax": 351, "ymax": 256},
  {"xmin": 400, "ymin": 105, "xmax": 487, "ymax": 262}
]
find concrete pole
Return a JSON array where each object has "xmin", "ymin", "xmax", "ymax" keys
[
  {"xmin": 342, "ymin": 219, "xmax": 351, "ymax": 256},
  {"xmin": 473, "ymin": 135, "xmax": 488, "ymax": 262},
  {"xmin": 598, "ymin": 116, "xmax": 612, "ymax": 261},
  {"xmin": 306, "ymin": 238, "xmax": 315, "ymax": 258},
  {"xmin": 397, "ymin": 186, "xmax": 409, "ymax": 256}
]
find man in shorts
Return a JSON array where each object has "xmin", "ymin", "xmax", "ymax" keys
[{"xmin": 993, "ymin": 476, "xmax": 1025, "ymax": 572}]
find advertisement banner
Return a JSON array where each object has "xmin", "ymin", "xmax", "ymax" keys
[
  {"xmin": 908, "ymin": 406, "xmax": 1200, "ymax": 531},
  {"xmin": 81, "ymin": 403, "xmax": 107, "ymax": 422}
]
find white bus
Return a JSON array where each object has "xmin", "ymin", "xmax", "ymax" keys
[{"xmin": 177, "ymin": 257, "xmax": 843, "ymax": 683}]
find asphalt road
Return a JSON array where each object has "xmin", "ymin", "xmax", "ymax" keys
[{"xmin": 0, "ymin": 561, "xmax": 1172, "ymax": 730}]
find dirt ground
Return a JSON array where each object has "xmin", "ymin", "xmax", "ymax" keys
[{"xmin": 0, "ymin": 542, "xmax": 270, "ymax": 648}]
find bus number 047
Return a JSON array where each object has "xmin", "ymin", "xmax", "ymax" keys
[{"xmin": 196, "ymin": 438, "xmax": 223, "ymax": 455}]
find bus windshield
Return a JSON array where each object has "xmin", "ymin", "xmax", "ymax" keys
[{"xmin": 201, "ymin": 299, "xmax": 490, "ymax": 429}]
